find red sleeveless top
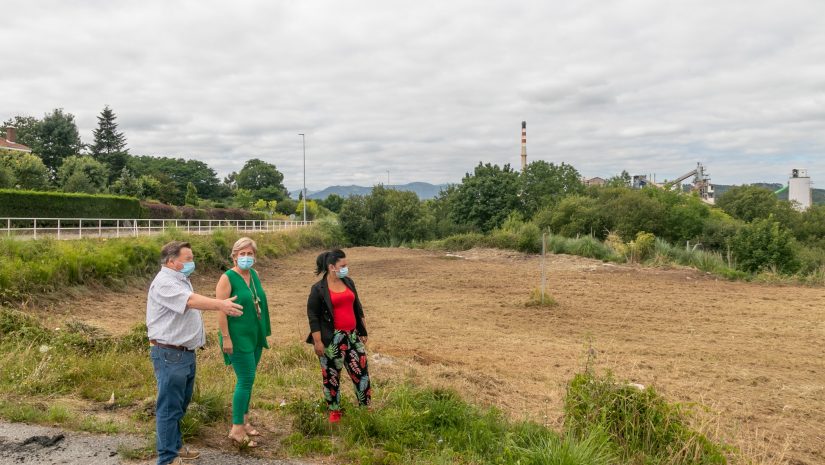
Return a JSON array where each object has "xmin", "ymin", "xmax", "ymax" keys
[{"xmin": 330, "ymin": 286, "xmax": 356, "ymax": 331}]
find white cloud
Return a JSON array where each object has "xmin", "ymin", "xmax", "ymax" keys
[{"xmin": 2, "ymin": 0, "xmax": 824, "ymax": 190}]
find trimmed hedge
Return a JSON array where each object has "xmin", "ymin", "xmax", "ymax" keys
[
  {"xmin": 0, "ymin": 189, "xmax": 142, "ymax": 219},
  {"xmin": 141, "ymin": 201, "xmax": 267, "ymax": 220}
]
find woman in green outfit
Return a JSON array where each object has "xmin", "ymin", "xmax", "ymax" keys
[{"xmin": 216, "ymin": 237, "xmax": 271, "ymax": 447}]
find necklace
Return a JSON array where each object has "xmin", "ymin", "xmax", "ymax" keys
[{"xmin": 239, "ymin": 270, "xmax": 262, "ymax": 320}]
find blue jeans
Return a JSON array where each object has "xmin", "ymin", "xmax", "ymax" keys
[{"xmin": 150, "ymin": 346, "xmax": 196, "ymax": 465}]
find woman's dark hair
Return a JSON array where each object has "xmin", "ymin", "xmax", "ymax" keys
[{"xmin": 315, "ymin": 249, "xmax": 346, "ymax": 276}]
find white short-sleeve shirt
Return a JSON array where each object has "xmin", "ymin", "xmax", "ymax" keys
[{"xmin": 146, "ymin": 266, "xmax": 205, "ymax": 350}]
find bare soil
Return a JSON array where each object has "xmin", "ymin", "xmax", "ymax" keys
[{"xmin": 33, "ymin": 247, "xmax": 825, "ymax": 465}]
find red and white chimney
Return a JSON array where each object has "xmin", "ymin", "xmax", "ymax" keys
[{"xmin": 520, "ymin": 121, "xmax": 527, "ymax": 171}]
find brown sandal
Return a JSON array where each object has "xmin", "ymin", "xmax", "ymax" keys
[
  {"xmin": 244, "ymin": 424, "xmax": 261, "ymax": 436},
  {"xmin": 228, "ymin": 434, "xmax": 258, "ymax": 448}
]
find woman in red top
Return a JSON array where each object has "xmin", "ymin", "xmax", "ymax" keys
[{"xmin": 306, "ymin": 249, "xmax": 371, "ymax": 423}]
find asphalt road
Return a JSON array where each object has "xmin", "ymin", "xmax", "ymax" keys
[{"xmin": 0, "ymin": 422, "xmax": 305, "ymax": 465}]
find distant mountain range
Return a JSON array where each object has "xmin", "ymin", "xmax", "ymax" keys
[
  {"xmin": 294, "ymin": 181, "xmax": 824, "ymax": 205},
  {"xmin": 713, "ymin": 183, "xmax": 825, "ymax": 204},
  {"xmin": 302, "ymin": 182, "xmax": 448, "ymax": 200}
]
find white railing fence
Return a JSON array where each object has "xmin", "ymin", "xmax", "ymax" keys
[{"xmin": 1, "ymin": 218, "xmax": 313, "ymax": 240}]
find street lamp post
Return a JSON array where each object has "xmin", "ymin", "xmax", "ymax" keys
[{"xmin": 298, "ymin": 133, "xmax": 306, "ymax": 223}]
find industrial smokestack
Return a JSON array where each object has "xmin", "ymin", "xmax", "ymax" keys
[{"xmin": 520, "ymin": 121, "xmax": 527, "ymax": 171}]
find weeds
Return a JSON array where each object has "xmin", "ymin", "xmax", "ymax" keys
[
  {"xmin": 0, "ymin": 220, "xmax": 344, "ymax": 305},
  {"xmin": 0, "ymin": 307, "xmax": 735, "ymax": 464},
  {"xmin": 565, "ymin": 370, "xmax": 727, "ymax": 464},
  {"xmin": 526, "ymin": 288, "xmax": 558, "ymax": 307}
]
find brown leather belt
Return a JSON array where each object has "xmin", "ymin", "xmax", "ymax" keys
[{"xmin": 150, "ymin": 340, "xmax": 195, "ymax": 352}]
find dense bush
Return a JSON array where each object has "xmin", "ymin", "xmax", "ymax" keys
[
  {"xmin": 0, "ymin": 189, "xmax": 142, "ymax": 219},
  {"xmin": 731, "ymin": 217, "xmax": 799, "ymax": 273}
]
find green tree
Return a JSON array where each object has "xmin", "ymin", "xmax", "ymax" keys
[
  {"xmin": 1, "ymin": 115, "xmax": 41, "ymax": 149},
  {"xmin": 275, "ymin": 198, "xmax": 298, "ymax": 216},
  {"xmin": 534, "ymin": 195, "xmax": 608, "ymax": 238},
  {"xmin": 57, "ymin": 155, "xmax": 108, "ymax": 193},
  {"xmin": 127, "ymin": 155, "xmax": 223, "ymax": 203},
  {"xmin": 91, "ymin": 105, "xmax": 129, "ymax": 182},
  {"xmin": 110, "ymin": 167, "xmax": 142, "ymax": 198},
  {"xmin": 253, "ymin": 199, "xmax": 278, "ymax": 216},
  {"xmin": 698, "ymin": 209, "xmax": 742, "ymax": 251},
  {"xmin": 0, "ymin": 150, "xmax": 50, "ymax": 190},
  {"xmin": 731, "ymin": 217, "xmax": 798, "ymax": 273},
  {"xmin": 716, "ymin": 185, "xmax": 780, "ymax": 222},
  {"xmin": 233, "ymin": 188, "xmax": 254, "ymax": 208},
  {"xmin": 320, "ymin": 193, "xmax": 345, "ymax": 213},
  {"xmin": 605, "ymin": 170, "xmax": 631, "ymax": 188},
  {"xmin": 236, "ymin": 159, "xmax": 287, "ymax": 201},
  {"xmin": 137, "ymin": 175, "xmax": 161, "ymax": 200},
  {"xmin": 796, "ymin": 205, "xmax": 825, "ymax": 248},
  {"xmin": 339, "ymin": 195, "xmax": 374, "ymax": 245},
  {"xmin": 427, "ymin": 184, "xmax": 473, "ymax": 237},
  {"xmin": 596, "ymin": 188, "xmax": 665, "ymax": 241},
  {"xmin": 451, "ymin": 162, "xmax": 520, "ymax": 232},
  {"xmin": 185, "ymin": 182, "xmax": 199, "ymax": 206},
  {"xmin": 0, "ymin": 164, "xmax": 14, "ymax": 188},
  {"xmin": 62, "ymin": 171, "xmax": 96, "ymax": 194},
  {"xmin": 519, "ymin": 160, "xmax": 584, "ymax": 215},
  {"xmin": 385, "ymin": 190, "xmax": 432, "ymax": 244},
  {"xmin": 296, "ymin": 199, "xmax": 320, "ymax": 220},
  {"xmin": 34, "ymin": 108, "xmax": 83, "ymax": 178}
]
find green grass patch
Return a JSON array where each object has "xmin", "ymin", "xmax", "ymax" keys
[
  {"xmin": 0, "ymin": 218, "xmax": 344, "ymax": 305},
  {"xmin": 565, "ymin": 370, "xmax": 728, "ymax": 464}
]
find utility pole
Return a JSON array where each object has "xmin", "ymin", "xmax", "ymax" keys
[{"xmin": 298, "ymin": 133, "xmax": 306, "ymax": 223}]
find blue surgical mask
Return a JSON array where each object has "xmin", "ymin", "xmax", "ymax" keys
[
  {"xmin": 335, "ymin": 266, "xmax": 349, "ymax": 279},
  {"xmin": 237, "ymin": 256, "xmax": 255, "ymax": 270},
  {"xmin": 181, "ymin": 261, "xmax": 196, "ymax": 277}
]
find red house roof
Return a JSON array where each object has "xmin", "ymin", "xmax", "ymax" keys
[{"xmin": 0, "ymin": 137, "xmax": 31, "ymax": 152}]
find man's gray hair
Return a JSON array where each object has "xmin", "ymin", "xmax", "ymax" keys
[{"xmin": 160, "ymin": 241, "xmax": 191, "ymax": 264}]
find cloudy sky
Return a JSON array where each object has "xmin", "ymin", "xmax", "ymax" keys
[{"xmin": 3, "ymin": 0, "xmax": 824, "ymax": 191}]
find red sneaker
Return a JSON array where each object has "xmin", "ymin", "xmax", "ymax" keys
[{"xmin": 328, "ymin": 410, "xmax": 342, "ymax": 423}]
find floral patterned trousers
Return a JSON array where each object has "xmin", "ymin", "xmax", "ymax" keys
[{"xmin": 319, "ymin": 329, "xmax": 371, "ymax": 411}]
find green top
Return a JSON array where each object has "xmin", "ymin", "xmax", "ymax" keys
[{"xmin": 219, "ymin": 268, "xmax": 271, "ymax": 365}]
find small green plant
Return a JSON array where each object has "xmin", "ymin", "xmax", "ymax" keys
[
  {"xmin": 287, "ymin": 398, "xmax": 330, "ymax": 437},
  {"xmin": 117, "ymin": 438, "xmax": 155, "ymax": 461},
  {"xmin": 180, "ymin": 388, "xmax": 229, "ymax": 440},
  {"xmin": 526, "ymin": 288, "xmax": 557, "ymax": 308}
]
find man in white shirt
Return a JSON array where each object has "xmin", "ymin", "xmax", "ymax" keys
[{"xmin": 146, "ymin": 241, "xmax": 243, "ymax": 465}]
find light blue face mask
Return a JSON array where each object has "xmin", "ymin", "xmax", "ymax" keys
[
  {"xmin": 335, "ymin": 266, "xmax": 349, "ymax": 279},
  {"xmin": 237, "ymin": 256, "xmax": 255, "ymax": 271},
  {"xmin": 180, "ymin": 261, "xmax": 196, "ymax": 277}
]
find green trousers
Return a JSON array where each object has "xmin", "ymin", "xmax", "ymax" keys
[{"xmin": 229, "ymin": 346, "xmax": 263, "ymax": 425}]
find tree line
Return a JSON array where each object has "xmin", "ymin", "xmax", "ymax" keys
[
  {"xmin": 337, "ymin": 161, "xmax": 825, "ymax": 276},
  {"xmin": 0, "ymin": 107, "xmax": 310, "ymax": 216}
]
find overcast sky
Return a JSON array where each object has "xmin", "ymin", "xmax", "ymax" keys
[{"xmin": 3, "ymin": 0, "xmax": 824, "ymax": 191}]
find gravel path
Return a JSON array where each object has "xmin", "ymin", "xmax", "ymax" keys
[{"xmin": 0, "ymin": 422, "xmax": 306, "ymax": 465}]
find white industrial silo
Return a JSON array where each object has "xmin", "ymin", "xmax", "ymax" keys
[{"xmin": 788, "ymin": 169, "xmax": 812, "ymax": 211}]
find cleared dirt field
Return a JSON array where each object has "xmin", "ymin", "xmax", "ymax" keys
[{"xmin": 38, "ymin": 247, "xmax": 825, "ymax": 464}]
